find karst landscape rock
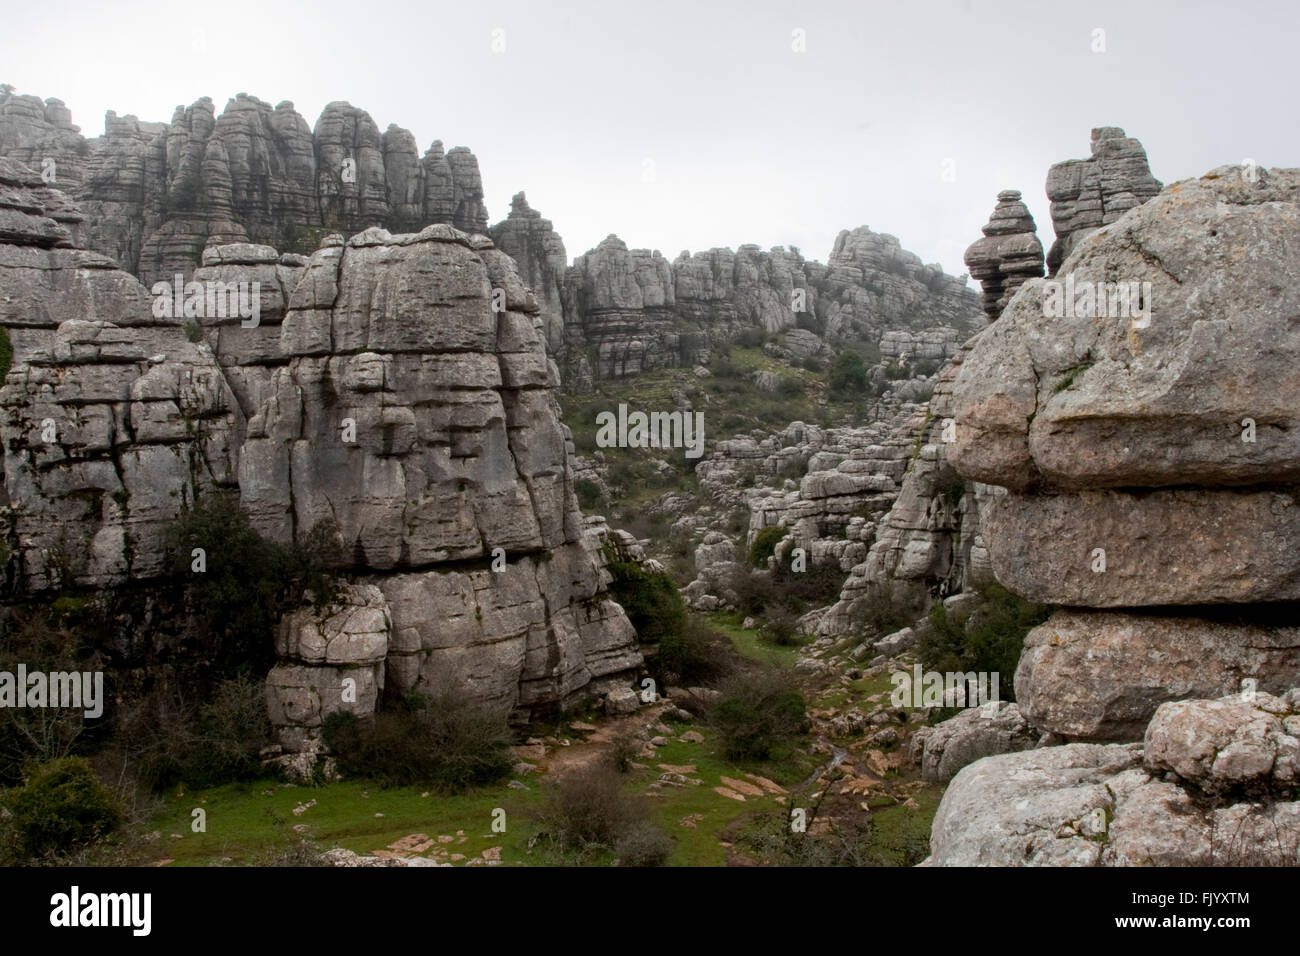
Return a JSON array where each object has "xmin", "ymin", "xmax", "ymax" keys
[{"xmin": 0, "ymin": 71, "xmax": 1295, "ymax": 877}]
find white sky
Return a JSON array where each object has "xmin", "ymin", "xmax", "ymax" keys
[{"xmin": 5, "ymin": 0, "xmax": 1297, "ymax": 279}]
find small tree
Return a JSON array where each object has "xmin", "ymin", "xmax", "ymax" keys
[{"xmin": 829, "ymin": 350, "xmax": 868, "ymax": 396}]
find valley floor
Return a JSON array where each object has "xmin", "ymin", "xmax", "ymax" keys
[{"xmin": 102, "ymin": 611, "xmax": 942, "ymax": 868}]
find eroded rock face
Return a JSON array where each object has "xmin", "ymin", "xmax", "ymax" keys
[
  {"xmin": 963, "ymin": 190, "xmax": 1045, "ymax": 322},
  {"xmin": 951, "ymin": 166, "xmax": 1300, "ymax": 493},
  {"xmin": 949, "ymin": 164, "xmax": 1300, "ymax": 740},
  {"xmin": 929, "ymin": 689, "xmax": 1300, "ymax": 866},
  {"xmin": 489, "ymin": 193, "xmax": 568, "ymax": 364},
  {"xmin": 0, "ymin": 92, "xmax": 489, "ymax": 284},
  {"xmin": 236, "ymin": 222, "xmax": 640, "ymax": 719},
  {"xmin": 908, "ymin": 701, "xmax": 1037, "ymax": 783},
  {"xmin": 0, "ymin": 161, "xmax": 640, "ymax": 737},
  {"xmin": 1045, "ymin": 127, "xmax": 1163, "ymax": 275},
  {"xmin": 553, "ymin": 226, "xmax": 979, "ymax": 388},
  {"xmin": 818, "ymin": 340, "xmax": 994, "ymax": 634},
  {"xmin": 1016, "ymin": 610, "xmax": 1300, "ymax": 741},
  {"xmin": 0, "ymin": 159, "xmax": 242, "ymax": 591}
]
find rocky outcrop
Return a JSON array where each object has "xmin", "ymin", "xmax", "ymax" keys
[
  {"xmin": 488, "ymin": 193, "xmax": 568, "ymax": 364},
  {"xmin": 949, "ymin": 164, "xmax": 1300, "ymax": 741},
  {"xmin": 817, "ymin": 340, "xmax": 994, "ymax": 634},
  {"xmin": 0, "ymin": 161, "xmax": 640, "ymax": 750},
  {"xmin": 554, "ymin": 226, "xmax": 980, "ymax": 388},
  {"xmin": 963, "ymin": 190, "xmax": 1044, "ymax": 322},
  {"xmin": 0, "ymin": 91, "xmax": 489, "ymax": 285},
  {"xmin": 908, "ymin": 701, "xmax": 1037, "ymax": 783},
  {"xmin": 0, "ymin": 158, "xmax": 241, "ymax": 591},
  {"xmin": 929, "ymin": 688, "xmax": 1300, "ymax": 866},
  {"xmin": 1045, "ymin": 127, "xmax": 1162, "ymax": 275}
]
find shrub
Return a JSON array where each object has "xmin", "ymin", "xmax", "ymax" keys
[
  {"xmin": 828, "ymin": 350, "xmax": 868, "ymax": 395},
  {"xmin": 605, "ymin": 559, "xmax": 686, "ymax": 644},
  {"xmin": 605, "ymin": 733, "xmax": 641, "ymax": 774},
  {"xmin": 0, "ymin": 324, "xmax": 11, "ymax": 385},
  {"xmin": 1, "ymin": 757, "xmax": 122, "ymax": 861},
  {"xmin": 801, "ymin": 356, "xmax": 824, "ymax": 373},
  {"xmin": 538, "ymin": 763, "xmax": 645, "ymax": 852},
  {"xmin": 0, "ymin": 605, "xmax": 105, "ymax": 787},
  {"xmin": 164, "ymin": 496, "xmax": 341, "ymax": 678},
  {"xmin": 574, "ymin": 478, "xmax": 603, "ymax": 510},
  {"xmin": 769, "ymin": 560, "xmax": 846, "ymax": 612},
  {"xmin": 736, "ymin": 327, "xmax": 767, "ymax": 349},
  {"xmin": 614, "ymin": 820, "xmax": 674, "ymax": 866},
  {"xmin": 918, "ymin": 583, "xmax": 1052, "ymax": 702},
  {"xmin": 711, "ymin": 668, "xmax": 808, "ymax": 761},
  {"xmin": 778, "ymin": 375, "xmax": 804, "ymax": 398},
  {"xmin": 322, "ymin": 690, "xmax": 513, "ymax": 791},
  {"xmin": 653, "ymin": 616, "xmax": 734, "ymax": 687},
  {"xmin": 762, "ymin": 607, "xmax": 803, "ymax": 647},
  {"xmin": 134, "ymin": 676, "xmax": 272, "ymax": 791},
  {"xmin": 853, "ymin": 583, "xmax": 920, "ymax": 636},
  {"xmin": 747, "ymin": 526, "xmax": 786, "ymax": 568}
]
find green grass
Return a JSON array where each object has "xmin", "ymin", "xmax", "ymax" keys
[
  {"xmin": 703, "ymin": 610, "xmax": 804, "ymax": 667},
  {"xmin": 133, "ymin": 777, "xmax": 549, "ymax": 866}
]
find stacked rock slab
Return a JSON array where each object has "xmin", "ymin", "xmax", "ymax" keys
[
  {"xmin": 552, "ymin": 226, "xmax": 980, "ymax": 388},
  {"xmin": 189, "ymin": 242, "xmax": 308, "ymax": 419},
  {"xmin": 1045, "ymin": 127, "xmax": 1162, "ymax": 275},
  {"xmin": 930, "ymin": 688, "xmax": 1300, "ymax": 866},
  {"xmin": 948, "ymin": 164, "xmax": 1300, "ymax": 742},
  {"xmin": 963, "ymin": 190, "xmax": 1045, "ymax": 322},
  {"xmin": 0, "ymin": 158, "xmax": 641, "ymax": 752},
  {"xmin": 239, "ymin": 222, "xmax": 641, "ymax": 725},
  {"xmin": 0, "ymin": 92, "xmax": 490, "ymax": 284},
  {"xmin": 817, "ymin": 339, "xmax": 997, "ymax": 635},
  {"xmin": 0, "ymin": 158, "xmax": 243, "ymax": 591},
  {"xmin": 488, "ymin": 192, "xmax": 569, "ymax": 365}
]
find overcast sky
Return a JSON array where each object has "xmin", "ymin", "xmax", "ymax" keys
[{"xmin": 5, "ymin": 0, "xmax": 1297, "ymax": 279}]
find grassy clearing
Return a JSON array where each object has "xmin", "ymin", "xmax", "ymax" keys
[{"xmin": 703, "ymin": 609, "xmax": 805, "ymax": 667}]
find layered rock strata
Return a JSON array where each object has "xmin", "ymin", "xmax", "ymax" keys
[
  {"xmin": 963, "ymin": 190, "xmax": 1044, "ymax": 322},
  {"xmin": 0, "ymin": 91, "xmax": 489, "ymax": 284},
  {"xmin": 1044, "ymin": 126, "xmax": 1162, "ymax": 275},
  {"xmin": 949, "ymin": 163, "xmax": 1300, "ymax": 741},
  {"xmin": 0, "ymin": 161, "xmax": 641, "ymax": 752}
]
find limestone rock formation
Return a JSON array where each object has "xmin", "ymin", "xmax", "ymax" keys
[
  {"xmin": 929, "ymin": 688, "xmax": 1300, "ymax": 866},
  {"xmin": 963, "ymin": 190, "xmax": 1044, "ymax": 322},
  {"xmin": 948, "ymin": 163, "xmax": 1300, "ymax": 741},
  {"xmin": 553, "ymin": 226, "xmax": 979, "ymax": 388},
  {"xmin": 0, "ymin": 91, "xmax": 489, "ymax": 284},
  {"xmin": 1045, "ymin": 127, "xmax": 1162, "ymax": 275},
  {"xmin": 489, "ymin": 193, "xmax": 568, "ymax": 362},
  {"xmin": 0, "ymin": 158, "xmax": 241, "ymax": 591},
  {"xmin": 0, "ymin": 160, "xmax": 640, "ymax": 744},
  {"xmin": 817, "ymin": 341, "xmax": 994, "ymax": 634},
  {"xmin": 908, "ymin": 701, "xmax": 1037, "ymax": 783}
]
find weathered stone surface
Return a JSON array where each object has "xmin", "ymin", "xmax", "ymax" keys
[
  {"xmin": 983, "ymin": 487, "xmax": 1300, "ymax": 606},
  {"xmin": 964, "ymin": 190, "xmax": 1044, "ymax": 322},
  {"xmin": 1144, "ymin": 692, "xmax": 1300, "ymax": 791},
  {"xmin": 0, "ymin": 92, "xmax": 490, "ymax": 284},
  {"xmin": 951, "ymin": 165, "xmax": 1300, "ymax": 493},
  {"xmin": 489, "ymin": 192, "xmax": 567, "ymax": 361},
  {"xmin": 909, "ymin": 701, "xmax": 1037, "ymax": 782},
  {"xmin": 1016, "ymin": 610, "xmax": 1300, "ymax": 740},
  {"xmin": 1046, "ymin": 127, "xmax": 1162, "ymax": 275},
  {"xmin": 0, "ymin": 163, "xmax": 639, "ymax": 724},
  {"xmin": 930, "ymin": 689, "xmax": 1300, "ymax": 866}
]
